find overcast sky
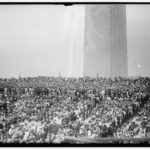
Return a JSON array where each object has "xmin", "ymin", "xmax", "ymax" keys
[{"xmin": 0, "ymin": 4, "xmax": 149, "ymax": 78}]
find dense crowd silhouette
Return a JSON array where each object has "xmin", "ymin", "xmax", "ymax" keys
[{"xmin": 0, "ymin": 76, "xmax": 150, "ymax": 143}]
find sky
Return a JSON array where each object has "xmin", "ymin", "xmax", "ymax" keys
[
  {"xmin": 0, "ymin": 4, "xmax": 149, "ymax": 78},
  {"xmin": 127, "ymin": 5, "xmax": 150, "ymax": 77}
]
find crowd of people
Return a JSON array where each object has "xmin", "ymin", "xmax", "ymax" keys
[
  {"xmin": 116, "ymin": 100, "xmax": 150, "ymax": 138},
  {"xmin": 0, "ymin": 76, "xmax": 150, "ymax": 143}
]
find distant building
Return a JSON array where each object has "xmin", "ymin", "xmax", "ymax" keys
[{"xmin": 83, "ymin": 4, "xmax": 128, "ymax": 78}]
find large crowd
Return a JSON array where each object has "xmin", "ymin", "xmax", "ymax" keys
[{"xmin": 0, "ymin": 76, "xmax": 150, "ymax": 143}]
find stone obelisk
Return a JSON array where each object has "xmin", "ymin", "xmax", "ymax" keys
[{"xmin": 83, "ymin": 4, "xmax": 128, "ymax": 78}]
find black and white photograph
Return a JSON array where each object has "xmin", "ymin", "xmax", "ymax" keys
[{"xmin": 0, "ymin": 2, "xmax": 150, "ymax": 146}]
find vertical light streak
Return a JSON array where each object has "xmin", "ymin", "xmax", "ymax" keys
[
  {"xmin": 79, "ymin": 5, "xmax": 85, "ymax": 77},
  {"xmin": 68, "ymin": 5, "xmax": 85, "ymax": 77},
  {"xmin": 59, "ymin": 5, "xmax": 85, "ymax": 77},
  {"xmin": 68, "ymin": 7, "xmax": 77, "ymax": 77},
  {"xmin": 58, "ymin": 6, "xmax": 74, "ymax": 77}
]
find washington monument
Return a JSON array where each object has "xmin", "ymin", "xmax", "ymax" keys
[{"xmin": 83, "ymin": 4, "xmax": 128, "ymax": 78}]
